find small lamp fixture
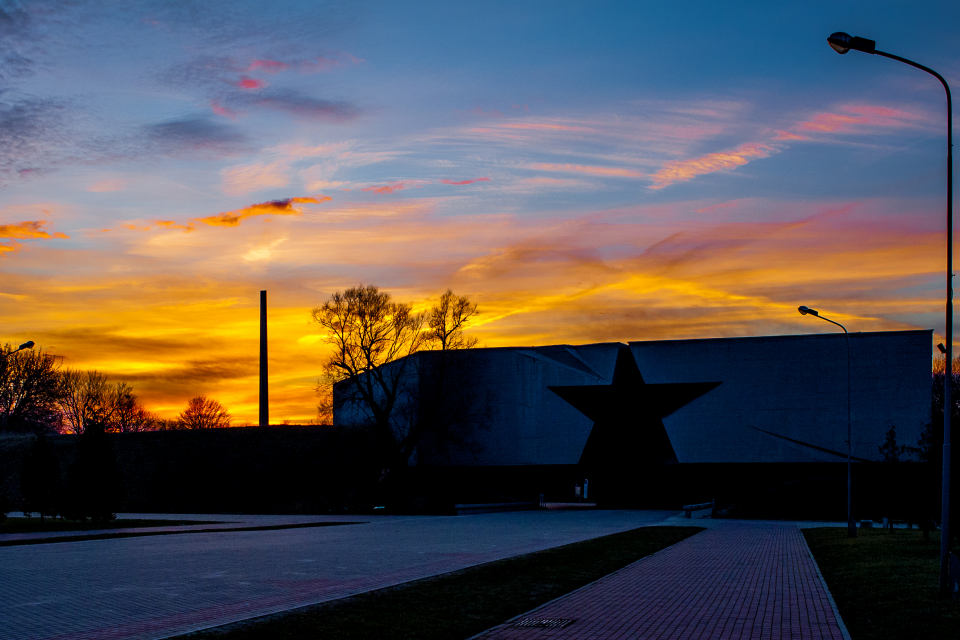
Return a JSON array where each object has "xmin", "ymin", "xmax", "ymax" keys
[
  {"xmin": 827, "ymin": 32, "xmax": 876, "ymax": 55},
  {"xmin": 797, "ymin": 305, "xmax": 819, "ymax": 316}
]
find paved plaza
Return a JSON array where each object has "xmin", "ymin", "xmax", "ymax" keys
[{"xmin": 0, "ymin": 510, "xmax": 675, "ymax": 640}]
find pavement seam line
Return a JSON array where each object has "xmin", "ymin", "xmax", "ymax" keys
[{"xmin": 798, "ymin": 524, "xmax": 852, "ymax": 640}]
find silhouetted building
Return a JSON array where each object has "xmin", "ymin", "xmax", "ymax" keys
[{"xmin": 334, "ymin": 330, "xmax": 931, "ymax": 509}]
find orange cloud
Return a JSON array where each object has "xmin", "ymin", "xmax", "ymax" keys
[
  {"xmin": 0, "ymin": 220, "xmax": 69, "ymax": 255},
  {"xmin": 0, "ymin": 195, "xmax": 942, "ymax": 425},
  {"xmin": 0, "ymin": 220, "xmax": 69, "ymax": 240},
  {"xmin": 122, "ymin": 220, "xmax": 194, "ymax": 232},
  {"xmin": 196, "ymin": 196, "xmax": 330, "ymax": 227},
  {"xmin": 155, "ymin": 220, "xmax": 195, "ymax": 231},
  {"xmin": 649, "ymin": 142, "xmax": 776, "ymax": 189},
  {"xmin": 442, "ymin": 177, "xmax": 490, "ymax": 186},
  {"xmin": 529, "ymin": 163, "xmax": 646, "ymax": 178}
]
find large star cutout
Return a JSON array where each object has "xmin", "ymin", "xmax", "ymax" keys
[{"xmin": 549, "ymin": 346, "xmax": 721, "ymax": 467}]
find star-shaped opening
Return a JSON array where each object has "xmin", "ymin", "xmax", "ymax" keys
[{"xmin": 550, "ymin": 345, "xmax": 721, "ymax": 468}]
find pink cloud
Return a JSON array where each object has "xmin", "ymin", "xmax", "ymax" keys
[
  {"xmin": 247, "ymin": 59, "xmax": 290, "ymax": 73},
  {"xmin": 236, "ymin": 76, "xmax": 266, "ymax": 90},
  {"xmin": 649, "ymin": 142, "xmax": 776, "ymax": 190},
  {"xmin": 498, "ymin": 122, "xmax": 595, "ymax": 133},
  {"xmin": 300, "ymin": 53, "xmax": 364, "ymax": 73},
  {"xmin": 793, "ymin": 103, "xmax": 924, "ymax": 135},
  {"xmin": 773, "ymin": 130, "xmax": 808, "ymax": 142},
  {"xmin": 362, "ymin": 182, "xmax": 409, "ymax": 194},
  {"xmin": 530, "ymin": 163, "xmax": 645, "ymax": 179},
  {"xmin": 210, "ymin": 100, "xmax": 238, "ymax": 119},
  {"xmin": 442, "ymin": 178, "xmax": 491, "ymax": 186}
]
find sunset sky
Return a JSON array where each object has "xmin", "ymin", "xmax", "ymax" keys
[{"xmin": 1, "ymin": 1, "xmax": 957, "ymax": 424}]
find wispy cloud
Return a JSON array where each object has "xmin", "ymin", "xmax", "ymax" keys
[
  {"xmin": 646, "ymin": 101, "xmax": 928, "ymax": 190},
  {"xmin": 250, "ymin": 89, "xmax": 359, "ymax": 121},
  {"xmin": 793, "ymin": 103, "xmax": 927, "ymax": 136},
  {"xmin": 362, "ymin": 182, "xmax": 414, "ymax": 194},
  {"xmin": 649, "ymin": 142, "xmax": 776, "ymax": 189},
  {"xmin": 210, "ymin": 100, "xmax": 238, "ymax": 119},
  {"xmin": 0, "ymin": 96, "xmax": 68, "ymax": 180},
  {"xmin": 144, "ymin": 116, "xmax": 248, "ymax": 155},
  {"xmin": 529, "ymin": 162, "xmax": 646, "ymax": 178},
  {"xmin": 442, "ymin": 177, "xmax": 490, "ymax": 186},
  {"xmin": 221, "ymin": 160, "xmax": 293, "ymax": 196},
  {"xmin": 87, "ymin": 179, "xmax": 126, "ymax": 193},
  {"xmin": 245, "ymin": 52, "xmax": 362, "ymax": 74},
  {"xmin": 246, "ymin": 59, "xmax": 290, "ymax": 73}
]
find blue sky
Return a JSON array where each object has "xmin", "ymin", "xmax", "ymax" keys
[{"xmin": 0, "ymin": 0, "xmax": 957, "ymax": 422}]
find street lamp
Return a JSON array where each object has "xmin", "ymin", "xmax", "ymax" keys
[
  {"xmin": 799, "ymin": 306, "xmax": 855, "ymax": 537},
  {"xmin": 827, "ymin": 30, "xmax": 954, "ymax": 594},
  {"xmin": 2, "ymin": 341, "xmax": 34, "ymax": 359}
]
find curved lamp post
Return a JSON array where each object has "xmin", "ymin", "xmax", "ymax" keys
[
  {"xmin": 799, "ymin": 306, "xmax": 855, "ymax": 538},
  {"xmin": 827, "ymin": 30, "xmax": 954, "ymax": 594},
  {"xmin": 2, "ymin": 341, "xmax": 34, "ymax": 359}
]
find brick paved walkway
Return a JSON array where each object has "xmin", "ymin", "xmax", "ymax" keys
[
  {"xmin": 472, "ymin": 521, "xmax": 848, "ymax": 640},
  {"xmin": 0, "ymin": 510, "xmax": 674, "ymax": 640}
]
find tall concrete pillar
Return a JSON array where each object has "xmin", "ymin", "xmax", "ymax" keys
[{"xmin": 259, "ymin": 290, "xmax": 268, "ymax": 428}]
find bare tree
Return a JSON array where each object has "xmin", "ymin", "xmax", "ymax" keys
[
  {"xmin": 177, "ymin": 395, "xmax": 231, "ymax": 429},
  {"xmin": 58, "ymin": 370, "xmax": 113, "ymax": 435},
  {"xmin": 110, "ymin": 383, "xmax": 155, "ymax": 432},
  {"xmin": 0, "ymin": 344, "xmax": 62, "ymax": 433},
  {"xmin": 314, "ymin": 286, "xmax": 482, "ymax": 484},
  {"xmin": 313, "ymin": 285, "xmax": 425, "ymax": 469},
  {"xmin": 427, "ymin": 289, "xmax": 479, "ymax": 350}
]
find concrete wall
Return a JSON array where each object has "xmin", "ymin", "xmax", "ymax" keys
[
  {"xmin": 629, "ymin": 331, "xmax": 930, "ymax": 463},
  {"xmin": 334, "ymin": 330, "xmax": 932, "ymax": 467}
]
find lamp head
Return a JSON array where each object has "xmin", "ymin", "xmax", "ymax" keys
[
  {"xmin": 798, "ymin": 305, "xmax": 819, "ymax": 317},
  {"xmin": 827, "ymin": 32, "xmax": 876, "ymax": 55},
  {"xmin": 18, "ymin": 341, "xmax": 34, "ymax": 351}
]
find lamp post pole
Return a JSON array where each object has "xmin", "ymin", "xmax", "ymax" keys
[
  {"xmin": 826, "ymin": 31, "xmax": 953, "ymax": 594},
  {"xmin": 799, "ymin": 306, "xmax": 855, "ymax": 537}
]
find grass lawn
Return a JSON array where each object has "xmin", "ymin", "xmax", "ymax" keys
[
  {"xmin": 803, "ymin": 528, "xmax": 960, "ymax": 640},
  {"xmin": 183, "ymin": 525, "xmax": 702, "ymax": 640},
  {"xmin": 0, "ymin": 517, "xmax": 222, "ymax": 534}
]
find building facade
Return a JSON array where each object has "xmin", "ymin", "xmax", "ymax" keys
[{"xmin": 334, "ymin": 330, "xmax": 932, "ymax": 508}]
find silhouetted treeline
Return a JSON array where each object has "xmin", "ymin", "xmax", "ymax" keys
[
  {"xmin": 0, "ymin": 344, "xmax": 155, "ymax": 435},
  {"xmin": 1, "ymin": 344, "xmax": 233, "ymax": 435}
]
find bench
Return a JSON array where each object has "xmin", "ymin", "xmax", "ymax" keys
[{"xmin": 682, "ymin": 500, "xmax": 715, "ymax": 519}]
